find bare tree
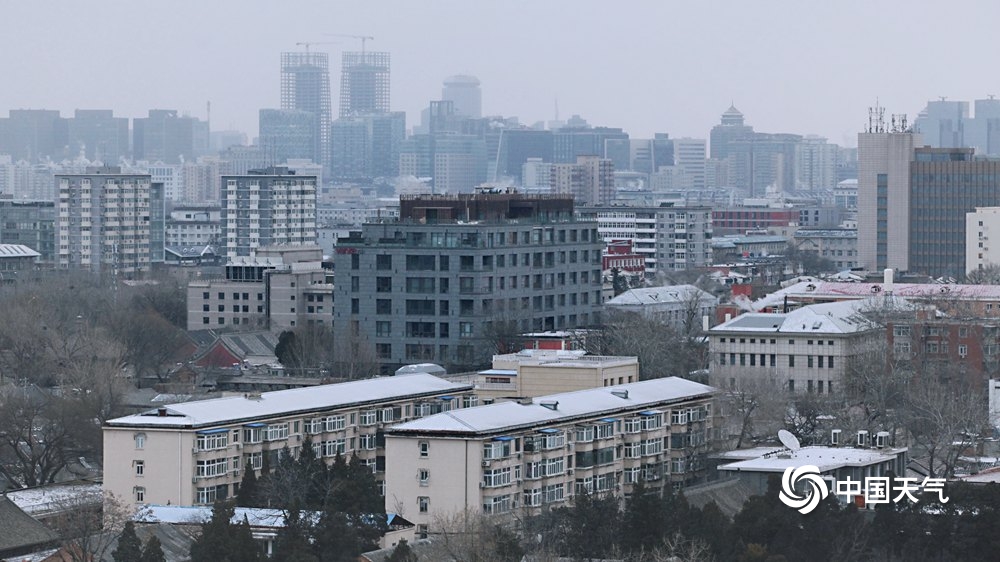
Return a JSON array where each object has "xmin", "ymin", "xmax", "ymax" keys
[
  {"xmin": 49, "ymin": 491, "xmax": 137, "ymax": 562},
  {"xmin": 965, "ymin": 264, "xmax": 1000, "ymax": 285},
  {"xmin": 591, "ymin": 310, "xmax": 707, "ymax": 380},
  {"xmin": 715, "ymin": 376, "xmax": 786, "ymax": 449},
  {"xmin": 427, "ymin": 509, "xmax": 525, "ymax": 562},
  {"xmin": 331, "ymin": 330, "xmax": 380, "ymax": 380}
]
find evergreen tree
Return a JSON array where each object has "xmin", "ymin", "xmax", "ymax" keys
[
  {"xmin": 273, "ymin": 504, "xmax": 318, "ymax": 562},
  {"xmin": 189, "ymin": 501, "xmax": 265, "ymax": 562},
  {"xmin": 313, "ymin": 510, "xmax": 366, "ymax": 562},
  {"xmin": 112, "ymin": 521, "xmax": 143, "ymax": 562},
  {"xmin": 138, "ymin": 535, "xmax": 166, "ymax": 562},
  {"xmin": 555, "ymin": 491, "xmax": 621, "ymax": 558},
  {"xmin": 621, "ymin": 483, "xmax": 666, "ymax": 553},
  {"xmin": 386, "ymin": 538, "xmax": 418, "ymax": 562},
  {"xmin": 611, "ymin": 267, "xmax": 629, "ymax": 296},
  {"xmin": 231, "ymin": 516, "xmax": 267, "ymax": 562},
  {"xmin": 297, "ymin": 436, "xmax": 328, "ymax": 509},
  {"xmin": 275, "ymin": 330, "xmax": 300, "ymax": 368},
  {"xmin": 237, "ymin": 463, "xmax": 260, "ymax": 507}
]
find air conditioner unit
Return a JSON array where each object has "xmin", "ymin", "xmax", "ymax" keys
[
  {"xmin": 875, "ymin": 431, "xmax": 889, "ymax": 449},
  {"xmin": 830, "ymin": 429, "xmax": 841, "ymax": 446},
  {"xmin": 235, "ymin": 443, "xmax": 242, "ymax": 450},
  {"xmin": 479, "ymin": 481, "xmax": 486, "ymax": 488},
  {"xmin": 857, "ymin": 430, "xmax": 869, "ymax": 447},
  {"xmin": 482, "ymin": 461, "xmax": 491, "ymax": 468},
  {"xmin": 192, "ymin": 477, "xmax": 199, "ymax": 483}
]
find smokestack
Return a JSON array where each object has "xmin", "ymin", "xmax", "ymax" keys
[
  {"xmin": 725, "ymin": 313, "xmax": 732, "ymax": 322},
  {"xmin": 702, "ymin": 315, "xmax": 710, "ymax": 332},
  {"xmin": 884, "ymin": 268, "xmax": 894, "ymax": 295}
]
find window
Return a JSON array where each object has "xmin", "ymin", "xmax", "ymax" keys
[
  {"xmin": 135, "ymin": 433, "xmax": 146, "ymax": 449},
  {"xmin": 376, "ymin": 254, "xmax": 392, "ymax": 270},
  {"xmin": 376, "ymin": 277, "xmax": 392, "ymax": 292},
  {"xmin": 322, "ymin": 439, "xmax": 346, "ymax": 457},
  {"xmin": 244, "ymin": 427, "xmax": 262, "ymax": 443},
  {"xmin": 483, "ymin": 440, "xmax": 512, "ymax": 460},
  {"xmin": 359, "ymin": 434, "xmax": 377, "ymax": 450},
  {"xmin": 625, "ymin": 418, "xmax": 642, "ymax": 433},
  {"xmin": 483, "ymin": 467, "xmax": 513, "ymax": 488},
  {"xmin": 419, "ymin": 441, "xmax": 430, "ymax": 458},
  {"xmin": 360, "ymin": 410, "xmax": 377, "ymax": 426},
  {"xmin": 377, "ymin": 299, "xmax": 392, "ymax": 314},
  {"xmin": 376, "ymin": 321, "xmax": 392, "ymax": 337},
  {"xmin": 418, "ymin": 496, "xmax": 429, "ymax": 513},
  {"xmin": 196, "ymin": 458, "xmax": 229, "ymax": 478},
  {"xmin": 893, "ymin": 325, "xmax": 911, "ymax": 337},
  {"xmin": 959, "ymin": 344, "xmax": 968, "ymax": 358},
  {"xmin": 483, "ymin": 494, "xmax": 513, "ymax": 514},
  {"xmin": 134, "ymin": 460, "xmax": 144, "ymax": 477},
  {"xmin": 264, "ymin": 423, "xmax": 289, "ymax": 442},
  {"xmin": 134, "ymin": 486, "xmax": 146, "ymax": 503},
  {"xmin": 196, "ymin": 432, "xmax": 228, "ymax": 451},
  {"xmin": 418, "ymin": 469, "xmax": 430, "ymax": 486}
]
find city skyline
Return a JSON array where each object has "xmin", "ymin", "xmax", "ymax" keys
[{"xmin": 4, "ymin": 1, "xmax": 1000, "ymax": 146}]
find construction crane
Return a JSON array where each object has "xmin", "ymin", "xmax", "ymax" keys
[
  {"xmin": 326, "ymin": 34, "xmax": 375, "ymax": 54},
  {"xmin": 295, "ymin": 41, "xmax": 339, "ymax": 53}
]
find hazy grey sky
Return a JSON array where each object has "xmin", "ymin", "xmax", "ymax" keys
[{"xmin": 3, "ymin": 0, "xmax": 998, "ymax": 147}]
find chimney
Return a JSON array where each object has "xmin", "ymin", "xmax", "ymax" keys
[
  {"xmin": 157, "ymin": 407, "xmax": 167, "ymax": 417},
  {"xmin": 702, "ymin": 315, "xmax": 710, "ymax": 332},
  {"xmin": 884, "ymin": 268, "xmax": 894, "ymax": 295}
]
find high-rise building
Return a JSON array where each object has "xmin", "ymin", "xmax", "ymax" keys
[
  {"xmin": 259, "ymin": 109, "xmax": 318, "ymax": 166},
  {"xmin": 339, "ymin": 51, "xmax": 390, "ymax": 117},
  {"xmin": 709, "ymin": 105, "xmax": 754, "ymax": 161},
  {"xmin": 968, "ymin": 97, "xmax": 1000, "ymax": 156},
  {"xmin": 795, "ymin": 135, "xmax": 839, "ymax": 190},
  {"xmin": 330, "ymin": 112, "xmax": 406, "ymax": 181},
  {"xmin": 0, "ymin": 110, "xmax": 67, "ymax": 162},
  {"xmin": 133, "ymin": 110, "xmax": 209, "ymax": 164},
  {"xmin": 727, "ymin": 133, "xmax": 802, "ymax": 196},
  {"xmin": 332, "ymin": 190, "xmax": 602, "ymax": 372},
  {"xmin": 400, "ymin": 133, "xmax": 487, "ymax": 193},
  {"xmin": 673, "ymin": 138, "xmax": 707, "ymax": 190},
  {"xmin": 441, "ymin": 75, "xmax": 482, "ymax": 118},
  {"xmin": 66, "ymin": 110, "xmax": 129, "ymax": 164},
  {"xmin": 280, "ymin": 51, "xmax": 332, "ymax": 171},
  {"xmin": 913, "ymin": 100, "xmax": 969, "ymax": 149},
  {"xmin": 552, "ymin": 127, "xmax": 628, "ymax": 163},
  {"xmin": 220, "ymin": 167, "xmax": 317, "ymax": 259},
  {"xmin": 551, "ymin": 155, "xmax": 614, "ymax": 205},
  {"xmin": 0, "ymin": 198, "xmax": 56, "ymax": 263},
  {"xmin": 495, "ymin": 129, "xmax": 553, "ymax": 182},
  {"xmin": 857, "ymin": 127, "xmax": 921, "ymax": 272},
  {"xmin": 55, "ymin": 167, "xmax": 162, "ymax": 275}
]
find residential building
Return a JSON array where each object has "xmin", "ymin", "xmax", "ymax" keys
[
  {"xmin": 0, "ymin": 244, "xmax": 40, "ymax": 284},
  {"xmin": 0, "ymin": 198, "xmax": 56, "ymax": 263},
  {"xmin": 221, "ymin": 167, "xmax": 317, "ymax": 259},
  {"xmin": 340, "ymin": 51, "xmax": 391, "ymax": 117},
  {"xmin": 103, "ymin": 373, "xmax": 475, "ymax": 508},
  {"xmin": 332, "ymin": 190, "xmax": 602, "ymax": 372},
  {"xmin": 55, "ymin": 167, "xmax": 162, "ymax": 275},
  {"xmin": 384, "ymin": 377, "xmax": 717, "ymax": 533},
  {"xmin": 521, "ymin": 158, "xmax": 552, "ymax": 191},
  {"xmin": 708, "ymin": 298, "xmax": 905, "ymax": 394},
  {"xmin": 602, "ymin": 239, "xmax": 645, "ymax": 276},
  {"xmin": 442, "ymin": 75, "xmax": 482, "ymax": 119},
  {"xmin": 793, "ymin": 229, "xmax": 859, "ymax": 271},
  {"xmin": 795, "ymin": 135, "xmax": 839, "ymax": 190},
  {"xmin": 711, "ymin": 234, "xmax": 788, "ymax": 264},
  {"xmin": 281, "ymin": 51, "xmax": 332, "ymax": 171},
  {"xmin": 166, "ymin": 206, "xmax": 221, "ymax": 248},
  {"xmin": 133, "ymin": 110, "xmax": 209, "ymax": 164},
  {"xmin": 672, "ymin": 138, "xmax": 707, "ymax": 190},
  {"xmin": 605, "ymin": 285, "xmax": 718, "ymax": 331},
  {"xmin": 727, "ymin": 133, "xmax": 802, "ymax": 197},
  {"xmin": 456, "ymin": 350, "xmax": 640, "ymax": 402},
  {"xmin": 967, "ymin": 207, "xmax": 1000, "ymax": 274},
  {"xmin": 186, "ymin": 246, "xmax": 331, "ymax": 331},
  {"xmin": 551, "ymin": 155, "xmax": 614, "ymax": 206},
  {"xmin": 856, "ymin": 126, "xmax": 921, "ymax": 272},
  {"xmin": 712, "ymin": 207, "xmax": 797, "ymax": 235}
]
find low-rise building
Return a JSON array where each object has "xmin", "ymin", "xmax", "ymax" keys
[
  {"xmin": 792, "ymin": 229, "xmax": 859, "ymax": 271},
  {"xmin": 383, "ymin": 377, "xmax": 717, "ymax": 534},
  {"xmin": 103, "ymin": 373, "xmax": 475, "ymax": 509},
  {"xmin": 604, "ymin": 285, "xmax": 718, "ymax": 331}
]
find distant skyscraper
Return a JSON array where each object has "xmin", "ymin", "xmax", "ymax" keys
[
  {"xmin": 496, "ymin": 129, "xmax": 553, "ymax": 182},
  {"xmin": 66, "ymin": 110, "xmax": 129, "ymax": 164},
  {"xmin": 442, "ymin": 75, "xmax": 482, "ymax": 118},
  {"xmin": 913, "ymin": 100, "xmax": 968, "ymax": 149},
  {"xmin": 221, "ymin": 167, "xmax": 317, "ymax": 259},
  {"xmin": 552, "ymin": 127, "xmax": 628, "ymax": 163},
  {"xmin": 795, "ymin": 135, "xmax": 838, "ymax": 190},
  {"xmin": 551, "ymin": 155, "xmax": 614, "ymax": 205},
  {"xmin": 673, "ymin": 138, "xmax": 707, "ymax": 190},
  {"xmin": 340, "ymin": 51, "xmax": 390, "ymax": 117},
  {"xmin": 330, "ymin": 112, "xmax": 405, "ymax": 181},
  {"xmin": 259, "ymin": 109, "xmax": 318, "ymax": 165},
  {"xmin": 0, "ymin": 110, "xmax": 67, "ymax": 162},
  {"xmin": 281, "ymin": 52, "xmax": 332, "ymax": 171},
  {"xmin": 133, "ymin": 110, "xmax": 209, "ymax": 164},
  {"xmin": 709, "ymin": 105, "xmax": 754, "ymax": 161}
]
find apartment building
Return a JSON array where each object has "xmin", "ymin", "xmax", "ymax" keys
[
  {"xmin": 103, "ymin": 373, "xmax": 475, "ymax": 508},
  {"xmin": 708, "ymin": 298, "xmax": 906, "ymax": 394},
  {"xmin": 457, "ymin": 350, "xmax": 639, "ymax": 402},
  {"xmin": 186, "ymin": 246, "xmax": 332, "ymax": 331},
  {"xmin": 332, "ymin": 190, "xmax": 602, "ymax": 372},
  {"xmin": 221, "ymin": 167, "xmax": 317, "ymax": 259},
  {"xmin": 384, "ymin": 377, "xmax": 716, "ymax": 533}
]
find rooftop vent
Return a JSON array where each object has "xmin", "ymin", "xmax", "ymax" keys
[
  {"xmin": 611, "ymin": 389, "xmax": 629, "ymax": 400},
  {"xmin": 518, "ymin": 397, "xmax": 533, "ymax": 405},
  {"xmin": 245, "ymin": 392, "xmax": 263, "ymax": 401},
  {"xmin": 540, "ymin": 401, "xmax": 559, "ymax": 411},
  {"xmin": 156, "ymin": 407, "xmax": 167, "ymax": 417}
]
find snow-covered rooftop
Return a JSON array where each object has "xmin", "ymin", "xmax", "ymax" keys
[
  {"xmin": 754, "ymin": 281, "xmax": 1000, "ymax": 311},
  {"xmin": 387, "ymin": 377, "xmax": 715, "ymax": 436},
  {"xmin": 605, "ymin": 284, "xmax": 716, "ymax": 307},
  {"xmin": 710, "ymin": 297, "xmax": 910, "ymax": 335},
  {"xmin": 718, "ymin": 445, "xmax": 906, "ymax": 473},
  {"xmin": 105, "ymin": 373, "xmax": 471, "ymax": 429},
  {"xmin": 6, "ymin": 482, "xmax": 102, "ymax": 516},
  {"xmin": 0, "ymin": 244, "xmax": 40, "ymax": 258}
]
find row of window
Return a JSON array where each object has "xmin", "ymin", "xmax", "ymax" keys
[
  {"xmin": 718, "ymin": 337, "xmax": 835, "ymax": 346},
  {"xmin": 719, "ymin": 353, "xmax": 836, "ymax": 369}
]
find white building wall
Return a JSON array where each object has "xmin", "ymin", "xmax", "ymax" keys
[{"xmin": 966, "ymin": 207, "xmax": 1000, "ymax": 275}]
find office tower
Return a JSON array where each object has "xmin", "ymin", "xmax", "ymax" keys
[
  {"xmin": 330, "ymin": 111, "xmax": 406, "ymax": 181},
  {"xmin": 495, "ymin": 129, "xmax": 553, "ymax": 183},
  {"xmin": 673, "ymin": 138, "xmax": 707, "ymax": 190},
  {"xmin": 857, "ymin": 123, "xmax": 921, "ymax": 272},
  {"xmin": 551, "ymin": 155, "xmax": 614, "ymax": 205},
  {"xmin": 340, "ymin": 51, "xmax": 390, "ymax": 117},
  {"xmin": 795, "ymin": 135, "xmax": 839, "ymax": 190},
  {"xmin": 55, "ymin": 167, "xmax": 160, "ymax": 275},
  {"xmin": 332, "ymin": 190, "xmax": 602, "ymax": 371},
  {"xmin": 914, "ymin": 100, "xmax": 969, "ymax": 149},
  {"xmin": 442, "ymin": 75, "xmax": 482, "ymax": 118},
  {"xmin": 0, "ymin": 199, "xmax": 56, "ymax": 263},
  {"xmin": 259, "ymin": 109, "xmax": 318, "ymax": 165},
  {"xmin": 727, "ymin": 133, "xmax": 802, "ymax": 196},
  {"xmin": 220, "ymin": 166, "xmax": 317, "ymax": 259},
  {"xmin": 908, "ymin": 147, "xmax": 1000, "ymax": 278},
  {"xmin": 709, "ymin": 105, "xmax": 754, "ymax": 161},
  {"xmin": 66, "ymin": 110, "xmax": 129, "ymax": 164},
  {"xmin": 552, "ymin": 126, "xmax": 628, "ymax": 163},
  {"xmin": 209, "ymin": 130, "xmax": 248, "ymax": 152},
  {"xmin": 968, "ymin": 97, "xmax": 1000, "ymax": 156},
  {"xmin": 133, "ymin": 110, "xmax": 209, "ymax": 164},
  {"xmin": 281, "ymin": 51, "xmax": 332, "ymax": 171},
  {"xmin": 400, "ymin": 133, "xmax": 487, "ymax": 193},
  {"xmin": 0, "ymin": 110, "xmax": 67, "ymax": 162}
]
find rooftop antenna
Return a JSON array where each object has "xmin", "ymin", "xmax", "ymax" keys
[
  {"xmin": 866, "ymin": 99, "xmax": 886, "ymax": 134},
  {"xmin": 554, "ymin": 98, "xmax": 559, "ymax": 123}
]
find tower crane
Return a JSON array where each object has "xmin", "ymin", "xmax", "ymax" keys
[
  {"xmin": 325, "ymin": 34, "xmax": 375, "ymax": 54},
  {"xmin": 295, "ymin": 41, "xmax": 339, "ymax": 53}
]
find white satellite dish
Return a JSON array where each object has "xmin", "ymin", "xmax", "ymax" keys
[{"xmin": 778, "ymin": 429, "xmax": 801, "ymax": 452}]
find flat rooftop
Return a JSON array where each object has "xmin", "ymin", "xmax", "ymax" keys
[{"xmin": 718, "ymin": 445, "xmax": 907, "ymax": 473}]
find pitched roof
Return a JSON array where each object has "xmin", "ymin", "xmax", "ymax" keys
[
  {"xmin": 105, "ymin": 373, "xmax": 472, "ymax": 429},
  {"xmin": 0, "ymin": 496, "xmax": 58, "ymax": 555},
  {"xmin": 0, "ymin": 244, "xmax": 40, "ymax": 258},
  {"xmin": 387, "ymin": 377, "xmax": 715, "ymax": 436},
  {"xmin": 606, "ymin": 284, "xmax": 716, "ymax": 307},
  {"xmin": 711, "ymin": 297, "xmax": 911, "ymax": 335}
]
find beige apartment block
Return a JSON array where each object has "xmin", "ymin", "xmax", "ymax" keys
[
  {"xmin": 103, "ymin": 373, "xmax": 474, "ymax": 509},
  {"xmin": 383, "ymin": 377, "xmax": 716, "ymax": 535},
  {"xmin": 468, "ymin": 350, "xmax": 639, "ymax": 402}
]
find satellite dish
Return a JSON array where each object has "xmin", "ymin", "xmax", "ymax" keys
[{"xmin": 778, "ymin": 429, "xmax": 801, "ymax": 452}]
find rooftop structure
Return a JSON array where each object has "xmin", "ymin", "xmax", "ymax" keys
[
  {"xmin": 461, "ymin": 350, "xmax": 639, "ymax": 401},
  {"xmin": 605, "ymin": 285, "xmax": 718, "ymax": 330}
]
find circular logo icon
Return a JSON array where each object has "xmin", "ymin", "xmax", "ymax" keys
[{"xmin": 779, "ymin": 465, "xmax": 828, "ymax": 514}]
